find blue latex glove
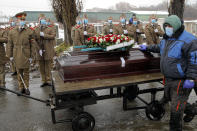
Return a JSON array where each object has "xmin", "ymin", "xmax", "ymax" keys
[
  {"xmin": 139, "ymin": 45, "xmax": 147, "ymax": 51},
  {"xmin": 183, "ymin": 80, "xmax": 195, "ymax": 89}
]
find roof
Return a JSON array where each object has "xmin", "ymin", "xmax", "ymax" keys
[{"xmin": 130, "ymin": 11, "xmax": 169, "ymax": 15}]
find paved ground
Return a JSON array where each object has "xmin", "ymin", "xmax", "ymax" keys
[{"xmin": 0, "ymin": 71, "xmax": 197, "ymax": 131}]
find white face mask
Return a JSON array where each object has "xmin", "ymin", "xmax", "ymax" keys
[{"xmin": 165, "ymin": 27, "xmax": 174, "ymax": 37}]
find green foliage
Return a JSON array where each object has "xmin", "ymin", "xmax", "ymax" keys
[{"xmin": 55, "ymin": 42, "xmax": 70, "ymax": 56}]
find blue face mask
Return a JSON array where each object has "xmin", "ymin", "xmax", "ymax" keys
[
  {"xmin": 47, "ymin": 22, "xmax": 51, "ymax": 25},
  {"xmin": 83, "ymin": 19, "xmax": 88, "ymax": 25},
  {"xmin": 108, "ymin": 20, "xmax": 112, "ymax": 24},
  {"xmin": 165, "ymin": 27, "xmax": 174, "ymax": 37},
  {"xmin": 40, "ymin": 19, "xmax": 47, "ymax": 25},
  {"xmin": 11, "ymin": 22, "xmax": 15, "ymax": 27},
  {"xmin": 121, "ymin": 19, "xmax": 126, "ymax": 24},
  {"xmin": 133, "ymin": 21, "xmax": 137, "ymax": 25},
  {"xmin": 19, "ymin": 21, "xmax": 25, "ymax": 26},
  {"xmin": 152, "ymin": 19, "xmax": 156, "ymax": 23},
  {"xmin": 77, "ymin": 21, "xmax": 82, "ymax": 25}
]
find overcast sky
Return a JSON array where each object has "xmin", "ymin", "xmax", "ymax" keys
[{"xmin": 0, "ymin": 0, "xmax": 196, "ymax": 16}]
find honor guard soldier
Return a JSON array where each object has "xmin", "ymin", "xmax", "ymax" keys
[
  {"xmin": 7, "ymin": 18, "xmax": 17, "ymax": 76},
  {"xmin": 7, "ymin": 12, "xmax": 37, "ymax": 95},
  {"xmin": 128, "ymin": 17, "xmax": 144, "ymax": 44},
  {"xmin": 34, "ymin": 14, "xmax": 56, "ymax": 87},
  {"xmin": 0, "ymin": 24, "xmax": 9, "ymax": 88},
  {"xmin": 114, "ymin": 14, "xmax": 129, "ymax": 35},
  {"xmin": 102, "ymin": 16, "xmax": 115, "ymax": 35},
  {"xmin": 71, "ymin": 16, "xmax": 82, "ymax": 46},
  {"xmin": 75, "ymin": 14, "xmax": 96, "ymax": 45},
  {"xmin": 144, "ymin": 15, "xmax": 164, "ymax": 45}
]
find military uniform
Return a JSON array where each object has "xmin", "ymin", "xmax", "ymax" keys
[
  {"xmin": 0, "ymin": 29, "xmax": 9, "ymax": 87},
  {"xmin": 102, "ymin": 24, "xmax": 115, "ymax": 35},
  {"xmin": 74, "ymin": 24, "xmax": 96, "ymax": 46},
  {"xmin": 113, "ymin": 24, "xmax": 129, "ymax": 35},
  {"xmin": 144, "ymin": 23, "xmax": 164, "ymax": 45},
  {"xmin": 34, "ymin": 25, "xmax": 56, "ymax": 86},
  {"xmin": 128, "ymin": 23, "xmax": 144, "ymax": 44},
  {"xmin": 7, "ymin": 26, "xmax": 36, "ymax": 94},
  {"xmin": 7, "ymin": 26, "xmax": 17, "ymax": 75},
  {"xmin": 71, "ymin": 26, "xmax": 76, "ymax": 45}
]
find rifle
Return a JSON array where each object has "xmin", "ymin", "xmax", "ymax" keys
[
  {"xmin": 40, "ymin": 25, "xmax": 46, "ymax": 81},
  {"xmin": 83, "ymin": 24, "xmax": 87, "ymax": 45}
]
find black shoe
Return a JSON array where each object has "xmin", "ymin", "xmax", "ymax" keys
[
  {"xmin": 25, "ymin": 89, "xmax": 30, "ymax": 95},
  {"xmin": 11, "ymin": 72, "xmax": 17, "ymax": 76},
  {"xmin": 40, "ymin": 83, "xmax": 48, "ymax": 87},
  {"xmin": 17, "ymin": 88, "xmax": 25, "ymax": 96},
  {"xmin": 46, "ymin": 83, "xmax": 52, "ymax": 87}
]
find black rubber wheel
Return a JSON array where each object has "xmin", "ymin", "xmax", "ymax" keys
[
  {"xmin": 72, "ymin": 112, "xmax": 95, "ymax": 131},
  {"xmin": 146, "ymin": 100, "xmax": 165, "ymax": 121},
  {"xmin": 123, "ymin": 85, "xmax": 139, "ymax": 101},
  {"xmin": 183, "ymin": 114, "xmax": 195, "ymax": 123}
]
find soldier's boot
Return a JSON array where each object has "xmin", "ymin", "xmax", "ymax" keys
[
  {"xmin": 25, "ymin": 88, "xmax": 30, "ymax": 95},
  {"xmin": 11, "ymin": 72, "xmax": 17, "ymax": 76},
  {"xmin": 170, "ymin": 112, "xmax": 182, "ymax": 131},
  {"xmin": 17, "ymin": 88, "xmax": 25, "ymax": 96},
  {"xmin": 184, "ymin": 102, "xmax": 197, "ymax": 122}
]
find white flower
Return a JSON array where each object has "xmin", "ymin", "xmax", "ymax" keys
[
  {"xmin": 116, "ymin": 39, "xmax": 121, "ymax": 44},
  {"xmin": 99, "ymin": 38, "xmax": 103, "ymax": 43}
]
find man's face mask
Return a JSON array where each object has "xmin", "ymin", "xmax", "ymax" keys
[
  {"xmin": 40, "ymin": 19, "xmax": 47, "ymax": 25},
  {"xmin": 47, "ymin": 22, "xmax": 51, "ymax": 25},
  {"xmin": 83, "ymin": 19, "xmax": 88, "ymax": 25},
  {"xmin": 151, "ymin": 19, "xmax": 156, "ymax": 23},
  {"xmin": 108, "ymin": 20, "xmax": 112, "ymax": 24},
  {"xmin": 121, "ymin": 19, "xmax": 126, "ymax": 24},
  {"xmin": 19, "ymin": 21, "xmax": 25, "ymax": 26},
  {"xmin": 165, "ymin": 27, "xmax": 174, "ymax": 37},
  {"xmin": 133, "ymin": 21, "xmax": 137, "ymax": 25},
  {"xmin": 11, "ymin": 22, "xmax": 15, "ymax": 27},
  {"xmin": 77, "ymin": 21, "xmax": 82, "ymax": 25}
]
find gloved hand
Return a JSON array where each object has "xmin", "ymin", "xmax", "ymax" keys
[
  {"xmin": 29, "ymin": 58, "xmax": 33, "ymax": 63},
  {"xmin": 39, "ymin": 50, "xmax": 43, "ymax": 56},
  {"xmin": 154, "ymin": 29, "xmax": 158, "ymax": 33},
  {"xmin": 10, "ymin": 57, "xmax": 13, "ymax": 61},
  {"xmin": 183, "ymin": 80, "xmax": 195, "ymax": 89},
  {"xmin": 124, "ymin": 30, "xmax": 128, "ymax": 34},
  {"xmin": 139, "ymin": 45, "xmax": 147, "ymax": 51},
  {"xmin": 40, "ymin": 32, "xmax": 44, "ymax": 37},
  {"xmin": 109, "ymin": 29, "xmax": 113, "ymax": 33},
  {"xmin": 84, "ymin": 31, "xmax": 87, "ymax": 36},
  {"xmin": 136, "ymin": 29, "xmax": 140, "ymax": 33}
]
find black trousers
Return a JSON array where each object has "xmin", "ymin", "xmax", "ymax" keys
[{"xmin": 162, "ymin": 79, "xmax": 192, "ymax": 131}]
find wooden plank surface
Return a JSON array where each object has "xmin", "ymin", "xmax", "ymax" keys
[{"xmin": 52, "ymin": 71, "xmax": 163, "ymax": 94}]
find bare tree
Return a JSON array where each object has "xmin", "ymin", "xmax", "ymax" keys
[
  {"xmin": 51, "ymin": 0, "xmax": 83, "ymax": 45},
  {"xmin": 115, "ymin": 2, "xmax": 137, "ymax": 12},
  {"xmin": 168, "ymin": 0, "xmax": 185, "ymax": 20}
]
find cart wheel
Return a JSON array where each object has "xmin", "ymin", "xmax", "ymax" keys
[
  {"xmin": 146, "ymin": 100, "xmax": 165, "ymax": 121},
  {"xmin": 72, "ymin": 112, "xmax": 95, "ymax": 131},
  {"xmin": 183, "ymin": 103, "xmax": 196, "ymax": 123},
  {"xmin": 183, "ymin": 114, "xmax": 195, "ymax": 123},
  {"xmin": 123, "ymin": 85, "xmax": 139, "ymax": 101}
]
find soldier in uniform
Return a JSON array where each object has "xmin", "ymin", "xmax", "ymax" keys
[
  {"xmin": 113, "ymin": 14, "xmax": 129, "ymax": 35},
  {"xmin": 34, "ymin": 15, "xmax": 56, "ymax": 87},
  {"xmin": 102, "ymin": 16, "xmax": 115, "ymax": 35},
  {"xmin": 144, "ymin": 15, "xmax": 164, "ymax": 45},
  {"xmin": 74, "ymin": 14, "xmax": 96, "ymax": 46},
  {"xmin": 7, "ymin": 18, "xmax": 17, "ymax": 76},
  {"xmin": 7, "ymin": 12, "xmax": 37, "ymax": 95},
  {"xmin": 0, "ymin": 24, "xmax": 9, "ymax": 88},
  {"xmin": 128, "ymin": 17, "xmax": 144, "ymax": 44},
  {"xmin": 71, "ymin": 16, "xmax": 82, "ymax": 46}
]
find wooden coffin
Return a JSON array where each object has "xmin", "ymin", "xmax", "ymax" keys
[{"xmin": 56, "ymin": 49, "xmax": 160, "ymax": 82}]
